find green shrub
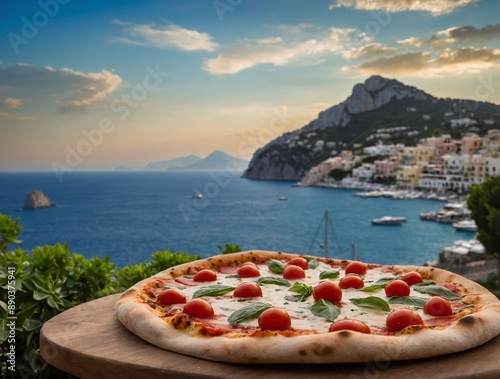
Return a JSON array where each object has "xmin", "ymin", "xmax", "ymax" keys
[{"xmin": 0, "ymin": 215, "xmax": 200, "ymax": 378}]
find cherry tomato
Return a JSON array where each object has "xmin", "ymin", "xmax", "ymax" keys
[
  {"xmin": 183, "ymin": 299, "xmax": 214, "ymax": 318},
  {"xmin": 424, "ymin": 296, "xmax": 453, "ymax": 316},
  {"xmin": 193, "ymin": 269, "xmax": 217, "ymax": 282},
  {"xmin": 401, "ymin": 271, "xmax": 423, "ymax": 286},
  {"xmin": 385, "ymin": 280, "xmax": 411, "ymax": 297},
  {"xmin": 329, "ymin": 319, "xmax": 371, "ymax": 334},
  {"xmin": 241, "ymin": 262, "xmax": 258, "ymax": 268},
  {"xmin": 339, "ymin": 274, "xmax": 364, "ymax": 289},
  {"xmin": 282, "ymin": 265, "xmax": 306, "ymax": 280},
  {"xmin": 233, "ymin": 282, "xmax": 263, "ymax": 298},
  {"xmin": 386, "ymin": 308, "xmax": 423, "ymax": 332},
  {"xmin": 313, "ymin": 281, "xmax": 342, "ymax": 303},
  {"xmin": 345, "ymin": 261, "xmax": 367, "ymax": 276},
  {"xmin": 258, "ymin": 308, "xmax": 291, "ymax": 331},
  {"xmin": 157, "ymin": 288, "xmax": 187, "ymax": 305},
  {"xmin": 287, "ymin": 257, "xmax": 309, "ymax": 270},
  {"xmin": 237, "ymin": 265, "xmax": 260, "ymax": 278}
]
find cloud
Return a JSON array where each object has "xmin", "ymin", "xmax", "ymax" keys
[
  {"xmin": 0, "ymin": 112, "xmax": 34, "ymax": 121},
  {"xmin": 345, "ymin": 47, "xmax": 500, "ymax": 76},
  {"xmin": 113, "ymin": 20, "xmax": 218, "ymax": 52},
  {"xmin": 399, "ymin": 23, "xmax": 500, "ymax": 47},
  {"xmin": 1, "ymin": 97, "xmax": 23, "ymax": 109},
  {"xmin": 329, "ymin": 0, "xmax": 479, "ymax": 15},
  {"xmin": 346, "ymin": 52, "xmax": 431, "ymax": 75},
  {"xmin": 343, "ymin": 43, "xmax": 398, "ymax": 59},
  {"xmin": 0, "ymin": 63, "xmax": 122, "ymax": 113},
  {"xmin": 203, "ymin": 28, "xmax": 357, "ymax": 75}
]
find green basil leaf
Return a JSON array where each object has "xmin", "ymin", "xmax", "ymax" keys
[
  {"xmin": 228, "ymin": 302, "xmax": 272, "ymax": 325},
  {"xmin": 375, "ymin": 276, "xmax": 399, "ymax": 284},
  {"xmin": 319, "ymin": 270, "xmax": 340, "ymax": 280},
  {"xmin": 286, "ymin": 282, "xmax": 313, "ymax": 302},
  {"xmin": 413, "ymin": 285, "xmax": 462, "ymax": 300},
  {"xmin": 307, "ymin": 258, "xmax": 320, "ymax": 270},
  {"xmin": 257, "ymin": 276, "xmax": 290, "ymax": 287},
  {"xmin": 311, "ymin": 299, "xmax": 341, "ymax": 322},
  {"xmin": 267, "ymin": 259, "xmax": 285, "ymax": 274},
  {"xmin": 360, "ymin": 284, "xmax": 386, "ymax": 292},
  {"xmin": 388, "ymin": 296, "xmax": 427, "ymax": 309},
  {"xmin": 415, "ymin": 281, "xmax": 435, "ymax": 286},
  {"xmin": 192, "ymin": 284, "xmax": 235, "ymax": 298},
  {"xmin": 350, "ymin": 296, "xmax": 391, "ymax": 312}
]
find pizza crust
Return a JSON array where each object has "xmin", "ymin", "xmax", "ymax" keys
[{"xmin": 115, "ymin": 251, "xmax": 500, "ymax": 364}]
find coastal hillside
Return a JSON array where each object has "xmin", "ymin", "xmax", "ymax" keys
[{"xmin": 243, "ymin": 76, "xmax": 500, "ymax": 180}]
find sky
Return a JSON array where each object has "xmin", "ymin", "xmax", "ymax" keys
[{"xmin": 1, "ymin": 0, "xmax": 500, "ymax": 172}]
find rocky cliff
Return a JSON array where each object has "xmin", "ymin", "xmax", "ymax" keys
[
  {"xmin": 243, "ymin": 75, "xmax": 500, "ymax": 180},
  {"xmin": 23, "ymin": 190, "xmax": 56, "ymax": 209}
]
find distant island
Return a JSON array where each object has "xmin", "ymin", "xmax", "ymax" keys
[
  {"xmin": 23, "ymin": 190, "xmax": 56, "ymax": 210},
  {"xmin": 144, "ymin": 150, "xmax": 248, "ymax": 172}
]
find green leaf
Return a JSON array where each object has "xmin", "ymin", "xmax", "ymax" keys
[
  {"xmin": 31, "ymin": 275, "xmax": 50, "ymax": 292},
  {"xmin": 360, "ymin": 284, "xmax": 386, "ymax": 292},
  {"xmin": 33, "ymin": 289, "xmax": 49, "ymax": 301},
  {"xmin": 257, "ymin": 276, "xmax": 290, "ymax": 287},
  {"xmin": 285, "ymin": 282, "xmax": 313, "ymax": 302},
  {"xmin": 414, "ymin": 285, "xmax": 462, "ymax": 300},
  {"xmin": 350, "ymin": 296, "xmax": 391, "ymax": 312},
  {"xmin": 311, "ymin": 299, "xmax": 340, "ymax": 322},
  {"xmin": 388, "ymin": 296, "xmax": 427, "ymax": 309},
  {"xmin": 192, "ymin": 284, "xmax": 235, "ymax": 298},
  {"xmin": 319, "ymin": 270, "xmax": 339, "ymax": 280},
  {"xmin": 22, "ymin": 318, "xmax": 43, "ymax": 332},
  {"xmin": 361, "ymin": 276, "xmax": 399, "ymax": 292},
  {"xmin": 228, "ymin": 302, "xmax": 271, "ymax": 325},
  {"xmin": 307, "ymin": 258, "xmax": 320, "ymax": 269},
  {"xmin": 267, "ymin": 259, "xmax": 285, "ymax": 274}
]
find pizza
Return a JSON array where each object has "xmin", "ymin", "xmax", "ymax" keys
[{"xmin": 115, "ymin": 250, "xmax": 500, "ymax": 364}]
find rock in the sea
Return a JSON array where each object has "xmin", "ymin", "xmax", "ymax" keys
[{"xmin": 23, "ymin": 190, "xmax": 56, "ymax": 209}]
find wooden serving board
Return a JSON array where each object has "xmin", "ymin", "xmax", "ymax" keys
[{"xmin": 40, "ymin": 294, "xmax": 500, "ymax": 379}]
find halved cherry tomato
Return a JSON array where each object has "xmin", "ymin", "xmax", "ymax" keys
[
  {"xmin": 313, "ymin": 281, "xmax": 342, "ymax": 303},
  {"xmin": 287, "ymin": 257, "xmax": 309, "ymax": 270},
  {"xmin": 345, "ymin": 261, "xmax": 367, "ymax": 276},
  {"xmin": 183, "ymin": 299, "xmax": 214, "ymax": 318},
  {"xmin": 241, "ymin": 262, "xmax": 258, "ymax": 268},
  {"xmin": 385, "ymin": 280, "xmax": 411, "ymax": 297},
  {"xmin": 401, "ymin": 271, "xmax": 423, "ymax": 286},
  {"xmin": 386, "ymin": 308, "xmax": 423, "ymax": 332},
  {"xmin": 237, "ymin": 265, "xmax": 260, "ymax": 278},
  {"xmin": 157, "ymin": 288, "xmax": 187, "ymax": 305},
  {"xmin": 282, "ymin": 265, "xmax": 305, "ymax": 280},
  {"xmin": 258, "ymin": 308, "xmax": 291, "ymax": 331},
  {"xmin": 329, "ymin": 319, "xmax": 371, "ymax": 334},
  {"xmin": 339, "ymin": 274, "xmax": 364, "ymax": 289},
  {"xmin": 233, "ymin": 282, "xmax": 263, "ymax": 298},
  {"xmin": 424, "ymin": 296, "xmax": 453, "ymax": 316},
  {"xmin": 193, "ymin": 269, "xmax": 217, "ymax": 282}
]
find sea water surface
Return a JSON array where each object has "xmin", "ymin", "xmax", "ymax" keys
[{"xmin": 0, "ymin": 171, "xmax": 469, "ymax": 267}]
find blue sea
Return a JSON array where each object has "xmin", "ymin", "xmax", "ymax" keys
[{"xmin": 0, "ymin": 171, "xmax": 470, "ymax": 267}]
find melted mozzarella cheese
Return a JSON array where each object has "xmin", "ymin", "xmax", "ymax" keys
[{"xmin": 171, "ymin": 261, "xmax": 435, "ymax": 334}]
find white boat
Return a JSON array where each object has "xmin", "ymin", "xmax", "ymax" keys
[
  {"xmin": 278, "ymin": 196, "xmax": 288, "ymax": 201},
  {"xmin": 371, "ymin": 216, "xmax": 408, "ymax": 225},
  {"xmin": 453, "ymin": 220, "xmax": 477, "ymax": 232}
]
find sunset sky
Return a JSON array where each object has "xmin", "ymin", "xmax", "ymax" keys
[{"xmin": 1, "ymin": 0, "xmax": 500, "ymax": 172}]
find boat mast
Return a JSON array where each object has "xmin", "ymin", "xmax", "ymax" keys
[{"xmin": 324, "ymin": 210, "xmax": 329, "ymax": 258}]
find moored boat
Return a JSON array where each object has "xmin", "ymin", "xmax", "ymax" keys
[{"xmin": 371, "ymin": 216, "xmax": 408, "ymax": 225}]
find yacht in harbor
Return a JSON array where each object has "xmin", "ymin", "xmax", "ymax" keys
[{"xmin": 371, "ymin": 216, "xmax": 408, "ymax": 225}]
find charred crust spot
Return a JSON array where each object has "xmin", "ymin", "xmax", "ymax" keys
[
  {"xmin": 313, "ymin": 345, "xmax": 333, "ymax": 356},
  {"xmin": 299, "ymin": 349, "xmax": 308, "ymax": 356},
  {"xmin": 338, "ymin": 330, "xmax": 351, "ymax": 338},
  {"xmin": 459, "ymin": 316, "xmax": 476, "ymax": 326}
]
